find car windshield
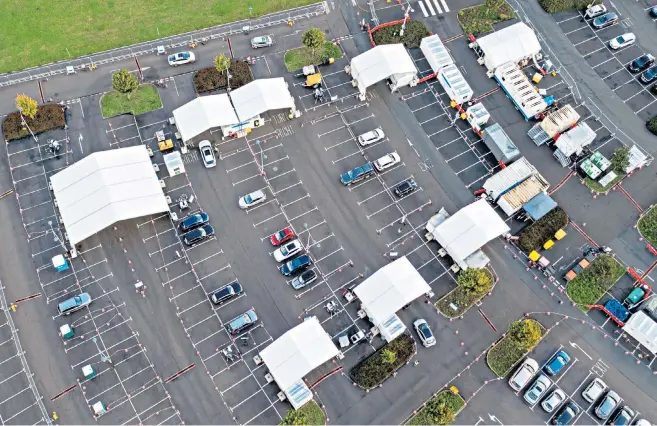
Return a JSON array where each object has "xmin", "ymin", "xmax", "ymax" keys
[
  {"xmin": 74, "ymin": 296, "xmax": 82, "ymax": 304},
  {"xmin": 600, "ymin": 399, "xmax": 613, "ymax": 414},
  {"xmin": 637, "ymin": 57, "xmax": 649, "ymax": 66},
  {"xmin": 281, "ymin": 245, "xmax": 292, "ymax": 255},
  {"xmin": 244, "ymin": 195, "xmax": 253, "ymax": 203},
  {"xmin": 616, "ymin": 36, "xmax": 625, "ymax": 43},
  {"xmin": 181, "ymin": 53, "xmax": 190, "ymax": 59},
  {"xmin": 419, "ymin": 324, "xmax": 432, "ymax": 339},
  {"xmin": 648, "ymin": 68, "xmax": 657, "ymax": 77}
]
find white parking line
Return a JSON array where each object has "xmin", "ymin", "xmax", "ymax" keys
[{"xmin": 565, "ymin": 25, "xmax": 589, "ymax": 35}]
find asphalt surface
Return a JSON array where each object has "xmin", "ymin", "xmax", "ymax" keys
[{"xmin": 0, "ymin": 0, "xmax": 657, "ymax": 424}]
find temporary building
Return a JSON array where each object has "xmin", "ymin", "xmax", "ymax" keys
[
  {"xmin": 438, "ymin": 64, "xmax": 473, "ymax": 105},
  {"xmin": 230, "ymin": 77, "xmax": 295, "ymax": 121},
  {"xmin": 522, "ymin": 192, "xmax": 557, "ymax": 221},
  {"xmin": 420, "ymin": 35, "xmax": 454, "ymax": 74},
  {"xmin": 476, "ymin": 22, "xmax": 542, "ymax": 74},
  {"xmin": 483, "ymin": 157, "xmax": 537, "ymax": 201},
  {"xmin": 481, "ymin": 123, "xmax": 520, "ymax": 164},
  {"xmin": 260, "ymin": 317, "xmax": 339, "ymax": 409},
  {"xmin": 553, "ymin": 122, "xmax": 596, "ymax": 167},
  {"xmin": 349, "ymin": 44, "xmax": 418, "ymax": 95},
  {"xmin": 353, "ymin": 256, "xmax": 430, "ymax": 341},
  {"xmin": 430, "ymin": 198, "xmax": 510, "ymax": 269},
  {"xmin": 528, "ymin": 104, "xmax": 580, "ymax": 146},
  {"xmin": 50, "ymin": 146, "xmax": 169, "ymax": 245},
  {"xmin": 497, "ymin": 173, "xmax": 550, "ymax": 217},
  {"xmin": 623, "ymin": 311, "xmax": 657, "ymax": 354},
  {"xmin": 626, "ymin": 145, "xmax": 649, "ymax": 173},
  {"xmin": 172, "ymin": 94, "xmax": 238, "ymax": 142},
  {"xmin": 494, "ymin": 62, "xmax": 547, "ymax": 120}
]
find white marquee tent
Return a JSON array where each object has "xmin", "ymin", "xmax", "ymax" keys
[
  {"xmin": 231, "ymin": 77, "xmax": 295, "ymax": 121},
  {"xmin": 172, "ymin": 94, "xmax": 238, "ymax": 142},
  {"xmin": 349, "ymin": 44, "xmax": 417, "ymax": 95},
  {"xmin": 50, "ymin": 146, "xmax": 169, "ymax": 245},
  {"xmin": 476, "ymin": 22, "xmax": 541, "ymax": 73}
]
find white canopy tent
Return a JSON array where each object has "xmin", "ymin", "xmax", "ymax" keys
[
  {"xmin": 623, "ymin": 311, "xmax": 657, "ymax": 355},
  {"xmin": 431, "ymin": 198, "xmax": 510, "ymax": 268},
  {"xmin": 172, "ymin": 94, "xmax": 238, "ymax": 142},
  {"xmin": 50, "ymin": 146, "xmax": 169, "ymax": 245},
  {"xmin": 349, "ymin": 44, "xmax": 417, "ymax": 95},
  {"xmin": 476, "ymin": 22, "xmax": 541, "ymax": 73},
  {"xmin": 260, "ymin": 317, "xmax": 339, "ymax": 409},
  {"xmin": 230, "ymin": 77, "xmax": 295, "ymax": 121},
  {"xmin": 354, "ymin": 257, "xmax": 430, "ymax": 341}
]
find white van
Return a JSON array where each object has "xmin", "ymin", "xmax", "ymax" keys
[{"xmin": 509, "ymin": 358, "xmax": 539, "ymax": 391}]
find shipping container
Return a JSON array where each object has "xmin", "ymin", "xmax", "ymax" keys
[
  {"xmin": 420, "ymin": 35, "xmax": 454, "ymax": 74},
  {"xmin": 482, "ymin": 157, "xmax": 537, "ymax": 201},
  {"xmin": 482, "ymin": 123, "xmax": 520, "ymax": 164},
  {"xmin": 438, "ymin": 64, "xmax": 474, "ymax": 105},
  {"xmin": 497, "ymin": 173, "xmax": 550, "ymax": 217}
]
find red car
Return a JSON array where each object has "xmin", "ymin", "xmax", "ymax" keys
[{"xmin": 270, "ymin": 227, "xmax": 295, "ymax": 246}]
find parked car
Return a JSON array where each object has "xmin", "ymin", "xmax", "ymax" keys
[
  {"xmin": 641, "ymin": 66, "xmax": 657, "ymax": 83},
  {"xmin": 291, "ymin": 269, "xmax": 318, "ymax": 290},
  {"xmin": 595, "ymin": 390, "xmax": 621, "ymax": 419},
  {"xmin": 610, "ymin": 406, "xmax": 635, "ymax": 426},
  {"xmin": 280, "ymin": 255, "xmax": 312, "ymax": 276},
  {"xmin": 509, "ymin": 358, "xmax": 539, "ymax": 391},
  {"xmin": 650, "ymin": 6, "xmax": 657, "ymax": 17},
  {"xmin": 210, "ymin": 281, "xmax": 243, "ymax": 305},
  {"xmin": 609, "ymin": 33, "xmax": 636, "ymax": 49},
  {"xmin": 523, "ymin": 374, "xmax": 551, "ymax": 405},
  {"xmin": 198, "ymin": 140, "xmax": 216, "ymax": 168},
  {"xmin": 340, "ymin": 163, "xmax": 375, "ymax": 185},
  {"xmin": 541, "ymin": 388, "xmax": 566, "ymax": 413},
  {"xmin": 394, "ymin": 178, "xmax": 417, "ymax": 197},
  {"xmin": 273, "ymin": 240, "xmax": 303, "ymax": 262},
  {"xmin": 58, "ymin": 293, "xmax": 92, "ymax": 315},
  {"xmin": 270, "ymin": 227, "xmax": 295, "ymax": 246},
  {"xmin": 413, "ymin": 319, "xmax": 436, "ymax": 347},
  {"xmin": 582, "ymin": 377, "xmax": 607, "ymax": 403},
  {"xmin": 635, "ymin": 419, "xmax": 652, "ymax": 426},
  {"xmin": 239, "ymin": 190, "xmax": 267, "ymax": 209},
  {"xmin": 180, "ymin": 212, "xmax": 210, "ymax": 232},
  {"xmin": 592, "ymin": 12, "xmax": 618, "ymax": 29},
  {"xmin": 168, "ymin": 51, "xmax": 196, "ymax": 66},
  {"xmin": 584, "ymin": 4, "xmax": 607, "ymax": 18},
  {"xmin": 373, "ymin": 151, "xmax": 401, "ymax": 172},
  {"xmin": 628, "ymin": 54, "xmax": 655, "ymax": 73},
  {"xmin": 226, "ymin": 309, "xmax": 258, "ymax": 334},
  {"xmin": 545, "ymin": 350, "xmax": 571, "ymax": 376},
  {"xmin": 251, "ymin": 36, "xmax": 273, "ymax": 48},
  {"xmin": 182, "ymin": 224, "xmax": 214, "ymax": 246},
  {"xmin": 357, "ymin": 128, "xmax": 385, "ymax": 146},
  {"xmin": 551, "ymin": 401, "xmax": 580, "ymax": 425}
]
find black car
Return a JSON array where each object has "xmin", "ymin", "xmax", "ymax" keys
[
  {"xmin": 210, "ymin": 281, "xmax": 243, "ymax": 304},
  {"xmin": 280, "ymin": 255, "xmax": 312, "ymax": 276},
  {"xmin": 629, "ymin": 54, "xmax": 655, "ymax": 73},
  {"xmin": 394, "ymin": 179, "xmax": 418, "ymax": 197},
  {"xmin": 641, "ymin": 65, "xmax": 657, "ymax": 83},
  {"xmin": 180, "ymin": 212, "xmax": 210, "ymax": 232},
  {"xmin": 551, "ymin": 401, "xmax": 580, "ymax": 425},
  {"xmin": 183, "ymin": 224, "xmax": 214, "ymax": 246}
]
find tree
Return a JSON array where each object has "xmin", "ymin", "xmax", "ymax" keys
[
  {"xmin": 458, "ymin": 268, "xmax": 492, "ymax": 296},
  {"xmin": 15, "ymin": 94, "xmax": 38, "ymax": 119},
  {"xmin": 214, "ymin": 54, "xmax": 231, "ymax": 74},
  {"xmin": 301, "ymin": 27, "xmax": 325, "ymax": 55},
  {"xmin": 610, "ymin": 146, "xmax": 630, "ymax": 173},
  {"xmin": 112, "ymin": 69, "xmax": 138, "ymax": 95},
  {"xmin": 648, "ymin": 116, "xmax": 657, "ymax": 136},
  {"xmin": 508, "ymin": 320, "xmax": 542, "ymax": 350},
  {"xmin": 380, "ymin": 348, "xmax": 397, "ymax": 365},
  {"xmin": 425, "ymin": 398, "xmax": 456, "ymax": 425},
  {"xmin": 280, "ymin": 410, "xmax": 309, "ymax": 425}
]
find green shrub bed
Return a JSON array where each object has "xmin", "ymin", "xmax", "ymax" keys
[
  {"xmin": 371, "ymin": 20, "xmax": 430, "ymax": 48},
  {"xmin": 280, "ymin": 401, "xmax": 325, "ymax": 425},
  {"xmin": 517, "ymin": 207, "xmax": 568, "ymax": 253},
  {"xmin": 538, "ymin": 0, "xmax": 599, "ymax": 13},
  {"xmin": 349, "ymin": 334, "xmax": 415, "ymax": 389},
  {"xmin": 284, "ymin": 41, "xmax": 343, "ymax": 71},
  {"xmin": 2, "ymin": 103, "xmax": 66, "ymax": 142},
  {"xmin": 566, "ymin": 255, "xmax": 625, "ymax": 309},
  {"xmin": 193, "ymin": 60, "xmax": 253, "ymax": 93},
  {"xmin": 408, "ymin": 390, "xmax": 466, "ymax": 425},
  {"xmin": 436, "ymin": 268, "xmax": 494, "ymax": 318},
  {"xmin": 638, "ymin": 206, "xmax": 657, "ymax": 248},
  {"xmin": 458, "ymin": 0, "xmax": 516, "ymax": 36},
  {"xmin": 487, "ymin": 319, "xmax": 545, "ymax": 376}
]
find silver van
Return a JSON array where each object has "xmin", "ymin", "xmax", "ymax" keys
[{"xmin": 509, "ymin": 357, "xmax": 539, "ymax": 391}]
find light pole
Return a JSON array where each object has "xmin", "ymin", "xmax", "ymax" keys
[
  {"xmin": 17, "ymin": 107, "xmax": 38, "ymax": 142},
  {"xmin": 400, "ymin": 8, "xmax": 410, "ymax": 37}
]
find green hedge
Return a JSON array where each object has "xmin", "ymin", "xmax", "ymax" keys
[
  {"xmin": 647, "ymin": 116, "xmax": 657, "ymax": 136},
  {"xmin": 458, "ymin": 0, "xmax": 516, "ymax": 36},
  {"xmin": 284, "ymin": 41, "xmax": 343, "ymax": 71},
  {"xmin": 566, "ymin": 255, "xmax": 625, "ymax": 309},
  {"xmin": 2, "ymin": 104, "xmax": 66, "ymax": 142},
  {"xmin": 408, "ymin": 390, "xmax": 466, "ymax": 425},
  {"xmin": 280, "ymin": 401, "xmax": 325, "ymax": 425},
  {"xmin": 638, "ymin": 206, "xmax": 657, "ymax": 248},
  {"xmin": 436, "ymin": 268, "xmax": 494, "ymax": 318},
  {"xmin": 538, "ymin": 0, "xmax": 600, "ymax": 13},
  {"xmin": 350, "ymin": 334, "xmax": 414, "ymax": 389},
  {"xmin": 517, "ymin": 207, "xmax": 568, "ymax": 253},
  {"xmin": 487, "ymin": 319, "xmax": 545, "ymax": 376},
  {"xmin": 372, "ymin": 21, "xmax": 430, "ymax": 48}
]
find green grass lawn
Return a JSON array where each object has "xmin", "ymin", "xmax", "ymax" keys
[
  {"xmin": 584, "ymin": 174, "xmax": 623, "ymax": 193},
  {"xmin": 639, "ymin": 206, "xmax": 657, "ymax": 248},
  {"xmin": 280, "ymin": 401, "xmax": 325, "ymax": 425},
  {"xmin": 284, "ymin": 41, "xmax": 343, "ymax": 71},
  {"xmin": 0, "ymin": 0, "xmax": 318, "ymax": 73},
  {"xmin": 458, "ymin": 0, "xmax": 516, "ymax": 36},
  {"xmin": 100, "ymin": 84, "xmax": 162, "ymax": 118}
]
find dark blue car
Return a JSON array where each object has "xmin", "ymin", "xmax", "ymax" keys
[
  {"xmin": 592, "ymin": 12, "xmax": 618, "ymax": 29},
  {"xmin": 180, "ymin": 212, "xmax": 210, "ymax": 232},
  {"xmin": 280, "ymin": 255, "xmax": 312, "ymax": 276},
  {"xmin": 545, "ymin": 350, "xmax": 571, "ymax": 376},
  {"xmin": 641, "ymin": 65, "xmax": 657, "ymax": 83},
  {"xmin": 340, "ymin": 163, "xmax": 375, "ymax": 185}
]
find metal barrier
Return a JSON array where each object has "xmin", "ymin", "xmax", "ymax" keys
[{"xmin": 0, "ymin": 2, "xmax": 328, "ymax": 88}]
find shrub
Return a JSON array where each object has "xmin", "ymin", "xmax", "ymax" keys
[
  {"xmin": 112, "ymin": 69, "xmax": 139, "ymax": 94},
  {"xmin": 458, "ymin": 0, "xmax": 516, "ymax": 36},
  {"xmin": 280, "ymin": 401, "xmax": 325, "ymax": 425},
  {"xmin": 487, "ymin": 319, "xmax": 545, "ymax": 376},
  {"xmin": 371, "ymin": 20, "xmax": 430, "ymax": 48},
  {"xmin": 408, "ymin": 390, "xmax": 465, "ymax": 425},
  {"xmin": 647, "ymin": 116, "xmax": 657, "ymax": 136},
  {"xmin": 508, "ymin": 318, "xmax": 543, "ymax": 349},
  {"xmin": 538, "ymin": 0, "xmax": 600, "ymax": 13},
  {"xmin": 436, "ymin": 268, "xmax": 494, "ymax": 318},
  {"xmin": 639, "ymin": 206, "xmax": 657, "ymax": 248},
  {"xmin": 2, "ymin": 103, "xmax": 66, "ymax": 142},
  {"xmin": 193, "ymin": 60, "xmax": 253, "ymax": 93},
  {"xmin": 566, "ymin": 255, "xmax": 625, "ymax": 309},
  {"xmin": 350, "ymin": 334, "xmax": 414, "ymax": 389},
  {"xmin": 301, "ymin": 27, "xmax": 326, "ymax": 53},
  {"xmin": 517, "ymin": 207, "xmax": 568, "ymax": 253},
  {"xmin": 15, "ymin": 94, "xmax": 38, "ymax": 119}
]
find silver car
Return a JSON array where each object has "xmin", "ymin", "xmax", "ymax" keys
[
  {"xmin": 595, "ymin": 390, "xmax": 620, "ymax": 420},
  {"xmin": 523, "ymin": 374, "xmax": 551, "ymax": 405},
  {"xmin": 167, "ymin": 51, "xmax": 196, "ymax": 66},
  {"xmin": 541, "ymin": 388, "xmax": 565, "ymax": 413},
  {"xmin": 251, "ymin": 36, "xmax": 273, "ymax": 48},
  {"xmin": 198, "ymin": 140, "xmax": 216, "ymax": 168},
  {"xmin": 413, "ymin": 319, "xmax": 436, "ymax": 347}
]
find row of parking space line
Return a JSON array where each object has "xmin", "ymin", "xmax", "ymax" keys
[
  {"xmin": 114, "ymin": 114, "xmax": 286, "ymax": 426},
  {"xmin": 4, "ymin": 121, "xmax": 182, "ymax": 425},
  {"xmin": 557, "ymin": 8, "xmax": 657, "ymax": 120}
]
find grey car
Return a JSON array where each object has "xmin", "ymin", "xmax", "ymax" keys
[
  {"xmin": 595, "ymin": 390, "xmax": 620, "ymax": 419},
  {"xmin": 291, "ymin": 269, "xmax": 318, "ymax": 290},
  {"xmin": 251, "ymin": 36, "xmax": 273, "ymax": 48},
  {"xmin": 524, "ymin": 374, "xmax": 551, "ymax": 405}
]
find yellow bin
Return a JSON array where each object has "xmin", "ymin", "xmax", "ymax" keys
[
  {"xmin": 543, "ymin": 240, "xmax": 555, "ymax": 250},
  {"xmin": 532, "ymin": 73, "xmax": 543, "ymax": 84},
  {"xmin": 554, "ymin": 229, "xmax": 566, "ymax": 240},
  {"xmin": 529, "ymin": 251, "xmax": 541, "ymax": 262}
]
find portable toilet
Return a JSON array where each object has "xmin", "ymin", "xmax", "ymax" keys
[
  {"xmin": 92, "ymin": 401, "xmax": 107, "ymax": 417},
  {"xmin": 82, "ymin": 365, "xmax": 96, "ymax": 380},
  {"xmin": 52, "ymin": 254, "xmax": 69, "ymax": 272},
  {"xmin": 59, "ymin": 324, "xmax": 74, "ymax": 340}
]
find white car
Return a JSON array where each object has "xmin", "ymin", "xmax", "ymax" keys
[
  {"xmin": 609, "ymin": 33, "xmax": 636, "ymax": 49},
  {"xmin": 509, "ymin": 358, "xmax": 539, "ymax": 391},
  {"xmin": 251, "ymin": 36, "xmax": 273, "ymax": 48},
  {"xmin": 541, "ymin": 388, "xmax": 566, "ymax": 413},
  {"xmin": 523, "ymin": 374, "xmax": 551, "ymax": 405},
  {"xmin": 584, "ymin": 4, "xmax": 607, "ymax": 19},
  {"xmin": 357, "ymin": 128, "xmax": 385, "ymax": 146},
  {"xmin": 413, "ymin": 319, "xmax": 436, "ymax": 347},
  {"xmin": 582, "ymin": 377, "xmax": 606, "ymax": 403},
  {"xmin": 373, "ymin": 151, "xmax": 401, "ymax": 172},
  {"xmin": 198, "ymin": 140, "xmax": 216, "ymax": 168},
  {"xmin": 273, "ymin": 240, "xmax": 303, "ymax": 262},
  {"xmin": 167, "ymin": 51, "xmax": 196, "ymax": 66},
  {"xmin": 238, "ymin": 190, "xmax": 267, "ymax": 209}
]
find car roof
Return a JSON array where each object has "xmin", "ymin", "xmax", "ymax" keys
[{"xmin": 251, "ymin": 190, "xmax": 265, "ymax": 197}]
